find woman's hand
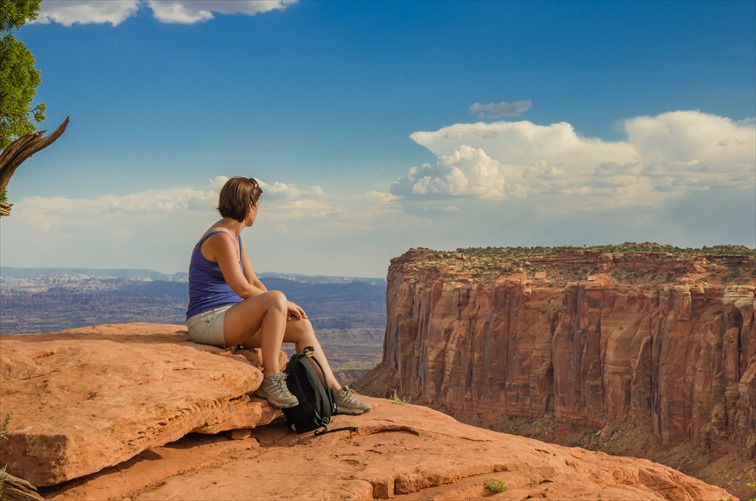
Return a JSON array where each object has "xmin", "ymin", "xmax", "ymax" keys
[{"xmin": 287, "ymin": 301, "xmax": 307, "ymax": 320}]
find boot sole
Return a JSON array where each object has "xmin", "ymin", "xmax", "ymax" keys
[{"xmin": 335, "ymin": 407, "xmax": 371, "ymax": 415}]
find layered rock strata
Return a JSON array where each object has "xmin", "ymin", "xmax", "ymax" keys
[
  {"xmin": 359, "ymin": 246, "xmax": 756, "ymax": 460},
  {"xmin": 0, "ymin": 323, "xmax": 284, "ymax": 486}
]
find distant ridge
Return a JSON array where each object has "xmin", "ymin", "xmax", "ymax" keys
[
  {"xmin": 258, "ymin": 271, "xmax": 386, "ymax": 286},
  {"xmin": 0, "ymin": 267, "xmax": 188, "ymax": 282},
  {"xmin": 0, "ymin": 267, "xmax": 385, "ymax": 285},
  {"xmin": 0, "ymin": 268, "xmax": 386, "ymax": 335}
]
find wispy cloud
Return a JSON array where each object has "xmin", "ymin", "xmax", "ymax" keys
[
  {"xmin": 257, "ymin": 181, "xmax": 400, "ymax": 224},
  {"xmin": 0, "ymin": 177, "xmax": 403, "ymax": 275},
  {"xmin": 8, "ymin": 176, "xmax": 399, "ymax": 232},
  {"xmin": 396, "ymin": 110, "xmax": 755, "ymax": 211},
  {"xmin": 470, "ymin": 100, "xmax": 532, "ymax": 119},
  {"xmin": 15, "ymin": 183, "xmax": 220, "ymax": 231},
  {"xmin": 34, "ymin": 0, "xmax": 295, "ymax": 26}
]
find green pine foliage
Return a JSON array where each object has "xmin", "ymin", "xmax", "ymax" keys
[
  {"xmin": 0, "ymin": 0, "xmax": 43, "ymax": 213},
  {"xmin": 0, "ymin": 0, "xmax": 45, "ymax": 151}
]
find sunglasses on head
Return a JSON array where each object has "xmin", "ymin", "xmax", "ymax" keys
[{"xmin": 247, "ymin": 177, "xmax": 262, "ymax": 205}]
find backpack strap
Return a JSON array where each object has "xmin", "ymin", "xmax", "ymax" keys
[
  {"xmin": 301, "ymin": 348, "xmax": 359, "ymax": 436},
  {"xmin": 302, "ymin": 349, "xmax": 335, "ymax": 413},
  {"xmin": 314, "ymin": 425, "xmax": 358, "ymax": 436}
]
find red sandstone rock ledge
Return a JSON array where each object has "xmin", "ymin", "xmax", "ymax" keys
[
  {"xmin": 0, "ymin": 324, "xmax": 284, "ymax": 486},
  {"xmin": 0, "ymin": 323, "xmax": 738, "ymax": 500}
]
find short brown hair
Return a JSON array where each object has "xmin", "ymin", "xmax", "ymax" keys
[{"xmin": 218, "ymin": 177, "xmax": 263, "ymax": 222}]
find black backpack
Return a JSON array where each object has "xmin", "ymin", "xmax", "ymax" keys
[{"xmin": 283, "ymin": 346, "xmax": 356, "ymax": 435}]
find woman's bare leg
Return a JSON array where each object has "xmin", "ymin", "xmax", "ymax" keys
[
  {"xmin": 283, "ymin": 318, "xmax": 341, "ymax": 390},
  {"xmin": 223, "ymin": 290, "xmax": 288, "ymax": 375},
  {"xmin": 241, "ymin": 317, "xmax": 342, "ymax": 389},
  {"xmin": 281, "ymin": 319, "xmax": 372, "ymax": 414}
]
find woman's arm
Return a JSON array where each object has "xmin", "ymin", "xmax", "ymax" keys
[
  {"xmin": 214, "ymin": 236, "xmax": 306, "ymax": 319},
  {"xmin": 204, "ymin": 233, "xmax": 264, "ymax": 299},
  {"xmin": 239, "ymin": 240, "xmax": 306, "ymax": 319},
  {"xmin": 240, "ymin": 241, "xmax": 267, "ymax": 292}
]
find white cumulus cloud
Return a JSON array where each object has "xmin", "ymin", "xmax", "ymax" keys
[
  {"xmin": 35, "ymin": 0, "xmax": 140, "ymax": 26},
  {"xmin": 147, "ymin": 0, "xmax": 295, "ymax": 24},
  {"xmin": 411, "ymin": 120, "xmax": 637, "ymax": 172},
  {"xmin": 398, "ymin": 110, "xmax": 755, "ymax": 210},
  {"xmin": 623, "ymin": 111, "xmax": 755, "ymax": 190},
  {"xmin": 392, "ymin": 146, "xmax": 506, "ymax": 200},
  {"xmin": 34, "ymin": 0, "xmax": 295, "ymax": 26}
]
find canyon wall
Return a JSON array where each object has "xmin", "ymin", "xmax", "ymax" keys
[{"xmin": 362, "ymin": 246, "xmax": 755, "ymax": 459}]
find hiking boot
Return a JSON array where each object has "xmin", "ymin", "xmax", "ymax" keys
[
  {"xmin": 254, "ymin": 373, "xmax": 299, "ymax": 409},
  {"xmin": 334, "ymin": 386, "xmax": 371, "ymax": 415}
]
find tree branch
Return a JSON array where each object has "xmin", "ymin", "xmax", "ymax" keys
[{"xmin": 0, "ymin": 116, "xmax": 69, "ymax": 217}]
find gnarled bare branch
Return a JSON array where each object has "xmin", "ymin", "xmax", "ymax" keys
[{"xmin": 0, "ymin": 116, "xmax": 70, "ymax": 216}]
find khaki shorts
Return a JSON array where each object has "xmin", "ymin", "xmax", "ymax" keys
[{"xmin": 186, "ymin": 305, "xmax": 233, "ymax": 348}]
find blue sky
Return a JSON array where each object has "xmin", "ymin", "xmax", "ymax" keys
[{"xmin": 1, "ymin": 0, "xmax": 754, "ymax": 278}]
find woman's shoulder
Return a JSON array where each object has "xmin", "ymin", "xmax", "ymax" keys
[
  {"xmin": 199, "ymin": 228, "xmax": 240, "ymax": 259},
  {"xmin": 201, "ymin": 227, "xmax": 236, "ymax": 243}
]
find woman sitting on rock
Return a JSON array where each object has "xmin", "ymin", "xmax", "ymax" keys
[{"xmin": 186, "ymin": 176, "xmax": 371, "ymax": 415}]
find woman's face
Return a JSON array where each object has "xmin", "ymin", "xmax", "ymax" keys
[{"xmin": 245, "ymin": 201, "xmax": 259, "ymax": 226}]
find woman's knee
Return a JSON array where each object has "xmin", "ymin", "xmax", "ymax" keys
[
  {"xmin": 285, "ymin": 318, "xmax": 315, "ymax": 343},
  {"xmin": 260, "ymin": 290, "xmax": 287, "ymax": 312},
  {"xmin": 297, "ymin": 318, "xmax": 314, "ymax": 334}
]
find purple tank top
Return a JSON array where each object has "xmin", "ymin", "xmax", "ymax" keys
[{"xmin": 186, "ymin": 230, "xmax": 243, "ymax": 319}]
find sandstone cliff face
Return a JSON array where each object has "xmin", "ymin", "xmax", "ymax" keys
[{"xmin": 363, "ymin": 246, "xmax": 755, "ymax": 460}]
